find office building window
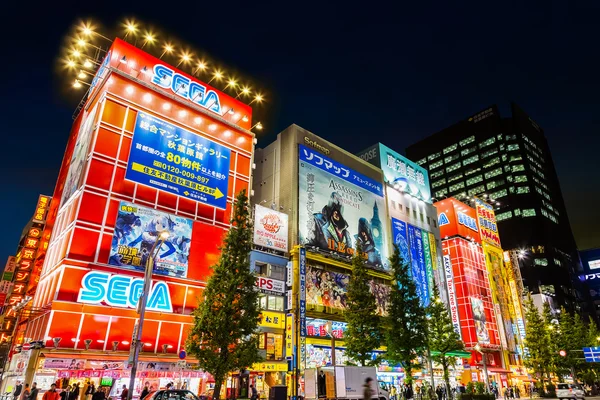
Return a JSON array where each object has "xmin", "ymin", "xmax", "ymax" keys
[
  {"xmin": 444, "ymin": 154, "xmax": 460, "ymax": 164},
  {"xmin": 496, "ymin": 211, "xmax": 512, "ymax": 221},
  {"xmin": 507, "ymin": 144, "xmax": 520, "ymax": 151},
  {"xmin": 435, "ymin": 188, "xmax": 448, "ymax": 198},
  {"xmin": 449, "ymin": 182, "xmax": 465, "ymax": 192},
  {"xmin": 463, "ymin": 155, "xmax": 479, "ymax": 166},
  {"xmin": 428, "ymin": 152, "xmax": 441, "ymax": 161},
  {"xmin": 466, "ymin": 175, "xmax": 483, "ymax": 186},
  {"xmin": 416, "ymin": 158, "xmax": 427, "ymax": 166},
  {"xmin": 406, "ymin": 207, "xmax": 410, "ymax": 216},
  {"xmin": 430, "ymin": 159, "xmax": 444, "ymax": 170},
  {"xmin": 481, "ymin": 148, "xmax": 498, "ymax": 158},
  {"xmin": 259, "ymin": 294, "xmax": 284, "ymax": 312},
  {"xmin": 446, "ymin": 162, "xmax": 461, "ymax": 173},
  {"xmin": 461, "ymin": 147, "xmax": 476, "ymax": 156},
  {"xmin": 468, "ymin": 185, "xmax": 485, "ymax": 196},
  {"xmin": 483, "ymin": 157, "xmax": 501, "ymax": 169},
  {"xmin": 479, "ymin": 137, "xmax": 496, "ymax": 148},
  {"xmin": 517, "ymin": 186, "xmax": 530, "ymax": 194},
  {"xmin": 505, "ymin": 134, "xmax": 517, "ymax": 140},
  {"xmin": 443, "ymin": 143, "xmax": 458, "ymax": 154},
  {"xmin": 534, "ymin": 258, "xmax": 548, "ymax": 266},
  {"xmin": 485, "ymin": 168, "xmax": 503, "ymax": 179},
  {"xmin": 460, "ymin": 136, "xmax": 476, "ymax": 146},
  {"xmin": 514, "ymin": 208, "xmax": 521, "ymax": 216},
  {"xmin": 489, "ymin": 189, "xmax": 508, "ymax": 200},
  {"xmin": 523, "ymin": 208, "xmax": 536, "ymax": 217},
  {"xmin": 455, "ymin": 191, "xmax": 467, "ymax": 199},
  {"xmin": 510, "ymin": 155, "xmax": 523, "ymax": 162},
  {"xmin": 554, "ymin": 258, "xmax": 562, "ymax": 266},
  {"xmin": 486, "ymin": 179, "xmax": 505, "ymax": 190},
  {"xmin": 512, "ymin": 164, "xmax": 525, "ymax": 172},
  {"xmin": 514, "ymin": 175, "xmax": 528, "ymax": 183},
  {"xmin": 448, "ymin": 173, "xmax": 464, "ymax": 183},
  {"xmin": 432, "ymin": 179, "xmax": 446, "ymax": 188},
  {"xmin": 431, "ymin": 170, "xmax": 444, "ymax": 179},
  {"xmin": 465, "ymin": 167, "xmax": 481, "ymax": 176},
  {"xmin": 420, "ymin": 213, "xmax": 424, "ymax": 222}
]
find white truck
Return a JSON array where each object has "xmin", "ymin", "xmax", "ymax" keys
[{"xmin": 304, "ymin": 366, "xmax": 390, "ymax": 400}]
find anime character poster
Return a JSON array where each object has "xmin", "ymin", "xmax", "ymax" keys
[
  {"xmin": 305, "ymin": 264, "xmax": 389, "ymax": 316},
  {"xmin": 471, "ymin": 297, "xmax": 490, "ymax": 344},
  {"xmin": 61, "ymin": 104, "xmax": 98, "ymax": 206},
  {"xmin": 407, "ymin": 224, "xmax": 430, "ymax": 306},
  {"xmin": 391, "ymin": 218, "xmax": 411, "ymax": 264},
  {"xmin": 109, "ymin": 201, "xmax": 193, "ymax": 277},
  {"xmin": 298, "ymin": 144, "xmax": 389, "ymax": 270}
]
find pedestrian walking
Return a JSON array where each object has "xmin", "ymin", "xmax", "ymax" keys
[
  {"xmin": 14, "ymin": 381, "xmax": 23, "ymax": 400},
  {"xmin": 28, "ymin": 383, "xmax": 39, "ymax": 400},
  {"xmin": 120, "ymin": 385, "xmax": 128, "ymax": 400},
  {"xmin": 43, "ymin": 385, "xmax": 59, "ymax": 400},
  {"xmin": 85, "ymin": 383, "xmax": 95, "ymax": 400},
  {"xmin": 363, "ymin": 378, "xmax": 374, "ymax": 400},
  {"xmin": 250, "ymin": 385, "xmax": 258, "ymax": 400},
  {"xmin": 140, "ymin": 382, "xmax": 150, "ymax": 400},
  {"xmin": 20, "ymin": 384, "xmax": 30, "ymax": 400},
  {"xmin": 91, "ymin": 388, "xmax": 104, "ymax": 400}
]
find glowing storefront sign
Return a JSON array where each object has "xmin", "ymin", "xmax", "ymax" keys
[
  {"xmin": 458, "ymin": 212, "xmax": 478, "ymax": 232},
  {"xmin": 443, "ymin": 255, "xmax": 461, "ymax": 338},
  {"xmin": 77, "ymin": 271, "xmax": 172, "ymax": 312},
  {"xmin": 475, "ymin": 198, "xmax": 501, "ymax": 248},
  {"xmin": 258, "ymin": 311, "xmax": 285, "ymax": 329},
  {"xmin": 152, "ymin": 64, "xmax": 222, "ymax": 114}
]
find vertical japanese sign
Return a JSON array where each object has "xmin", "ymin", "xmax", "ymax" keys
[
  {"xmin": 391, "ymin": 218, "xmax": 411, "ymax": 264},
  {"xmin": 299, "ymin": 247, "xmax": 307, "ymax": 370},
  {"xmin": 429, "ymin": 233, "xmax": 438, "ymax": 271},
  {"xmin": 3, "ymin": 256, "xmax": 16, "ymax": 281},
  {"xmin": 509, "ymin": 279, "xmax": 526, "ymax": 347},
  {"xmin": 443, "ymin": 255, "xmax": 461, "ymax": 338},
  {"xmin": 285, "ymin": 313, "xmax": 295, "ymax": 360},
  {"xmin": 126, "ymin": 113, "xmax": 231, "ymax": 209},
  {"xmin": 407, "ymin": 224, "xmax": 429, "ymax": 306},
  {"xmin": 298, "ymin": 144, "xmax": 389, "ymax": 270},
  {"xmin": 32, "ymin": 195, "xmax": 51, "ymax": 223},
  {"xmin": 475, "ymin": 198, "xmax": 501, "ymax": 248},
  {"xmin": 421, "ymin": 230, "xmax": 435, "ymax": 298},
  {"xmin": 108, "ymin": 201, "xmax": 193, "ymax": 277}
]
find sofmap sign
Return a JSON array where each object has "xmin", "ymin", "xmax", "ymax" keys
[
  {"xmin": 126, "ymin": 113, "xmax": 230, "ymax": 209},
  {"xmin": 77, "ymin": 271, "xmax": 172, "ymax": 312},
  {"xmin": 357, "ymin": 143, "xmax": 431, "ymax": 203},
  {"xmin": 254, "ymin": 205, "xmax": 289, "ymax": 252}
]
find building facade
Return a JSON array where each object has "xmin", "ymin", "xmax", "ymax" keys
[
  {"xmin": 1, "ymin": 38, "xmax": 257, "ymax": 396},
  {"xmin": 406, "ymin": 104, "xmax": 581, "ymax": 314}
]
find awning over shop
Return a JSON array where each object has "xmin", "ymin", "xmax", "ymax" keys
[{"xmin": 430, "ymin": 350, "xmax": 472, "ymax": 358}]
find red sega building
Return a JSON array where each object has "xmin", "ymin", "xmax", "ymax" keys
[
  {"xmin": 435, "ymin": 198, "xmax": 508, "ymax": 384},
  {"xmin": 14, "ymin": 39, "xmax": 255, "ymax": 394}
]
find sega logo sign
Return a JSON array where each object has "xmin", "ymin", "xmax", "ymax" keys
[
  {"xmin": 152, "ymin": 64, "xmax": 222, "ymax": 115},
  {"xmin": 77, "ymin": 271, "xmax": 172, "ymax": 312},
  {"xmin": 256, "ymin": 277, "xmax": 285, "ymax": 294},
  {"xmin": 458, "ymin": 212, "xmax": 478, "ymax": 232}
]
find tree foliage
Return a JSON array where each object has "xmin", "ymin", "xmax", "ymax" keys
[
  {"xmin": 427, "ymin": 285, "xmax": 464, "ymax": 398},
  {"xmin": 186, "ymin": 190, "xmax": 261, "ymax": 400},
  {"xmin": 345, "ymin": 244, "xmax": 382, "ymax": 366},
  {"xmin": 384, "ymin": 245, "xmax": 427, "ymax": 385},
  {"xmin": 553, "ymin": 308, "xmax": 587, "ymax": 379},
  {"xmin": 523, "ymin": 295, "xmax": 553, "ymax": 389}
]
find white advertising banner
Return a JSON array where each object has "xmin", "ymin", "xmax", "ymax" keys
[{"xmin": 254, "ymin": 205, "xmax": 289, "ymax": 252}]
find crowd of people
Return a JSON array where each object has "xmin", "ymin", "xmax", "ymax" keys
[{"xmin": 9, "ymin": 380, "xmax": 109, "ymax": 400}]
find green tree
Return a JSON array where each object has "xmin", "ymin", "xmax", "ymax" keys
[
  {"xmin": 542, "ymin": 302, "xmax": 559, "ymax": 378},
  {"xmin": 523, "ymin": 295, "xmax": 553, "ymax": 392},
  {"xmin": 384, "ymin": 245, "xmax": 427, "ymax": 386},
  {"xmin": 186, "ymin": 190, "xmax": 261, "ymax": 400},
  {"xmin": 586, "ymin": 316, "xmax": 600, "ymax": 347},
  {"xmin": 345, "ymin": 244, "xmax": 382, "ymax": 366},
  {"xmin": 427, "ymin": 285, "xmax": 465, "ymax": 399}
]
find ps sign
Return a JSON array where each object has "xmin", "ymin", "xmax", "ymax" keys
[
  {"xmin": 256, "ymin": 277, "xmax": 285, "ymax": 294},
  {"xmin": 77, "ymin": 271, "xmax": 173, "ymax": 312}
]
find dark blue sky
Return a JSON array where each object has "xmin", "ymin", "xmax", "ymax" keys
[{"xmin": 2, "ymin": 0, "xmax": 599, "ymax": 263}]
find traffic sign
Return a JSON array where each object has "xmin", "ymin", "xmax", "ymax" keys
[
  {"xmin": 22, "ymin": 343, "xmax": 31, "ymax": 351},
  {"xmin": 583, "ymin": 347, "xmax": 600, "ymax": 362},
  {"xmin": 179, "ymin": 350, "xmax": 186, "ymax": 359}
]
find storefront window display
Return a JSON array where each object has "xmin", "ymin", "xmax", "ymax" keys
[
  {"xmin": 259, "ymin": 295, "xmax": 285, "ymax": 312},
  {"xmin": 258, "ymin": 333, "xmax": 284, "ymax": 361}
]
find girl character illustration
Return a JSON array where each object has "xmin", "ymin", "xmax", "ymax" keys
[{"xmin": 129, "ymin": 215, "xmax": 177, "ymax": 266}]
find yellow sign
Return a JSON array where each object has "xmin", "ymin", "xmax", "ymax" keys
[
  {"xmin": 285, "ymin": 313, "xmax": 295, "ymax": 358},
  {"xmin": 252, "ymin": 362, "xmax": 288, "ymax": 372},
  {"xmin": 259, "ymin": 311, "xmax": 285, "ymax": 329}
]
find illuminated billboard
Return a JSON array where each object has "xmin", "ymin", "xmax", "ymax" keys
[
  {"xmin": 475, "ymin": 198, "xmax": 501, "ymax": 248},
  {"xmin": 357, "ymin": 143, "xmax": 431, "ymax": 203},
  {"xmin": 109, "ymin": 201, "xmax": 193, "ymax": 277},
  {"xmin": 436, "ymin": 198, "xmax": 481, "ymax": 242},
  {"xmin": 253, "ymin": 205, "xmax": 289, "ymax": 252},
  {"xmin": 298, "ymin": 144, "xmax": 389, "ymax": 270},
  {"xmin": 471, "ymin": 296, "xmax": 490, "ymax": 344},
  {"xmin": 126, "ymin": 113, "xmax": 230, "ymax": 209}
]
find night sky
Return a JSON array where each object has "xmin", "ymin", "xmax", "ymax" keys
[{"xmin": 2, "ymin": 0, "xmax": 599, "ymax": 264}]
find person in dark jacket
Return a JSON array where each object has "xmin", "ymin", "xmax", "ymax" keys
[
  {"xmin": 14, "ymin": 381, "xmax": 23, "ymax": 400},
  {"xmin": 91, "ymin": 389, "xmax": 105, "ymax": 400},
  {"xmin": 70, "ymin": 384, "xmax": 80, "ymax": 400},
  {"xmin": 363, "ymin": 378, "xmax": 373, "ymax": 400},
  {"xmin": 28, "ymin": 383, "xmax": 39, "ymax": 400},
  {"xmin": 140, "ymin": 382, "xmax": 150, "ymax": 400},
  {"xmin": 355, "ymin": 218, "xmax": 382, "ymax": 266}
]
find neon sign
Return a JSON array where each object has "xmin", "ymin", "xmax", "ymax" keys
[
  {"xmin": 152, "ymin": 64, "xmax": 222, "ymax": 114},
  {"xmin": 458, "ymin": 212, "xmax": 478, "ymax": 232},
  {"xmin": 77, "ymin": 271, "xmax": 172, "ymax": 312}
]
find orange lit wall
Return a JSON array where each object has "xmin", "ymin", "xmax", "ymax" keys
[{"xmin": 26, "ymin": 41, "xmax": 255, "ymax": 358}]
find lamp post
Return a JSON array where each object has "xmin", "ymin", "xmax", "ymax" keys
[
  {"xmin": 127, "ymin": 231, "xmax": 169, "ymax": 400},
  {"xmin": 474, "ymin": 344, "xmax": 490, "ymax": 392}
]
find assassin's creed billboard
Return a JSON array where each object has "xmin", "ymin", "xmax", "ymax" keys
[{"xmin": 298, "ymin": 144, "xmax": 389, "ymax": 270}]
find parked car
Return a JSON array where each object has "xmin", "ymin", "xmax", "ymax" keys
[
  {"xmin": 557, "ymin": 383, "xmax": 585, "ymax": 400},
  {"xmin": 198, "ymin": 390, "xmax": 213, "ymax": 400},
  {"xmin": 145, "ymin": 390, "xmax": 200, "ymax": 400}
]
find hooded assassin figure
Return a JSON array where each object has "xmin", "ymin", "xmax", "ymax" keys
[
  {"xmin": 355, "ymin": 217, "xmax": 382, "ymax": 266},
  {"xmin": 307, "ymin": 192, "xmax": 353, "ymax": 252}
]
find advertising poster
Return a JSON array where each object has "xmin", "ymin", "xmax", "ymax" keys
[
  {"xmin": 378, "ymin": 144, "xmax": 431, "ymax": 203},
  {"xmin": 429, "ymin": 232, "xmax": 439, "ymax": 271},
  {"xmin": 254, "ymin": 205, "xmax": 289, "ymax": 252},
  {"xmin": 391, "ymin": 218, "xmax": 411, "ymax": 264},
  {"xmin": 421, "ymin": 230, "xmax": 435, "ymax": 298},
  {"xmin": 407, "ymin": 224, "xmax": 430, "ymax": 306},
  {"xmin": 443, "ymin": 255, "xmax": 461, "ymax": 337},
  {"xmin": 61, "ymin": 105, "xmax": 98, "ymax": 205},
  {"xmin": 126, "ymin": 113, "xmax": 231, "ymax": 209},
  {"xmin": 475, "ymin": 198, "xmax": 501, "ymax": 248},
  {"xmin": 298, "ymin": 144, "xmax": 389, "ymax": 270},
  {"xmin": 470, "ymin": 297, "xmax": 490, "ymax": 344},
  {"xmin": 305, "ymin": 265, "xmax": 389, "ymax": 315},
  {"xmin": 109, "ymin": 201, "xmax": 193, "ymax": 277}
]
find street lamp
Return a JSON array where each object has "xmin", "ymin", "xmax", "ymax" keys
[
  {"xmin": 127, "ymin": 231, "xmax": 170, "ymax": 400},
  {"xmin": 474, "ymin": 344, "xmax": 490, "ymax": 391}
]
